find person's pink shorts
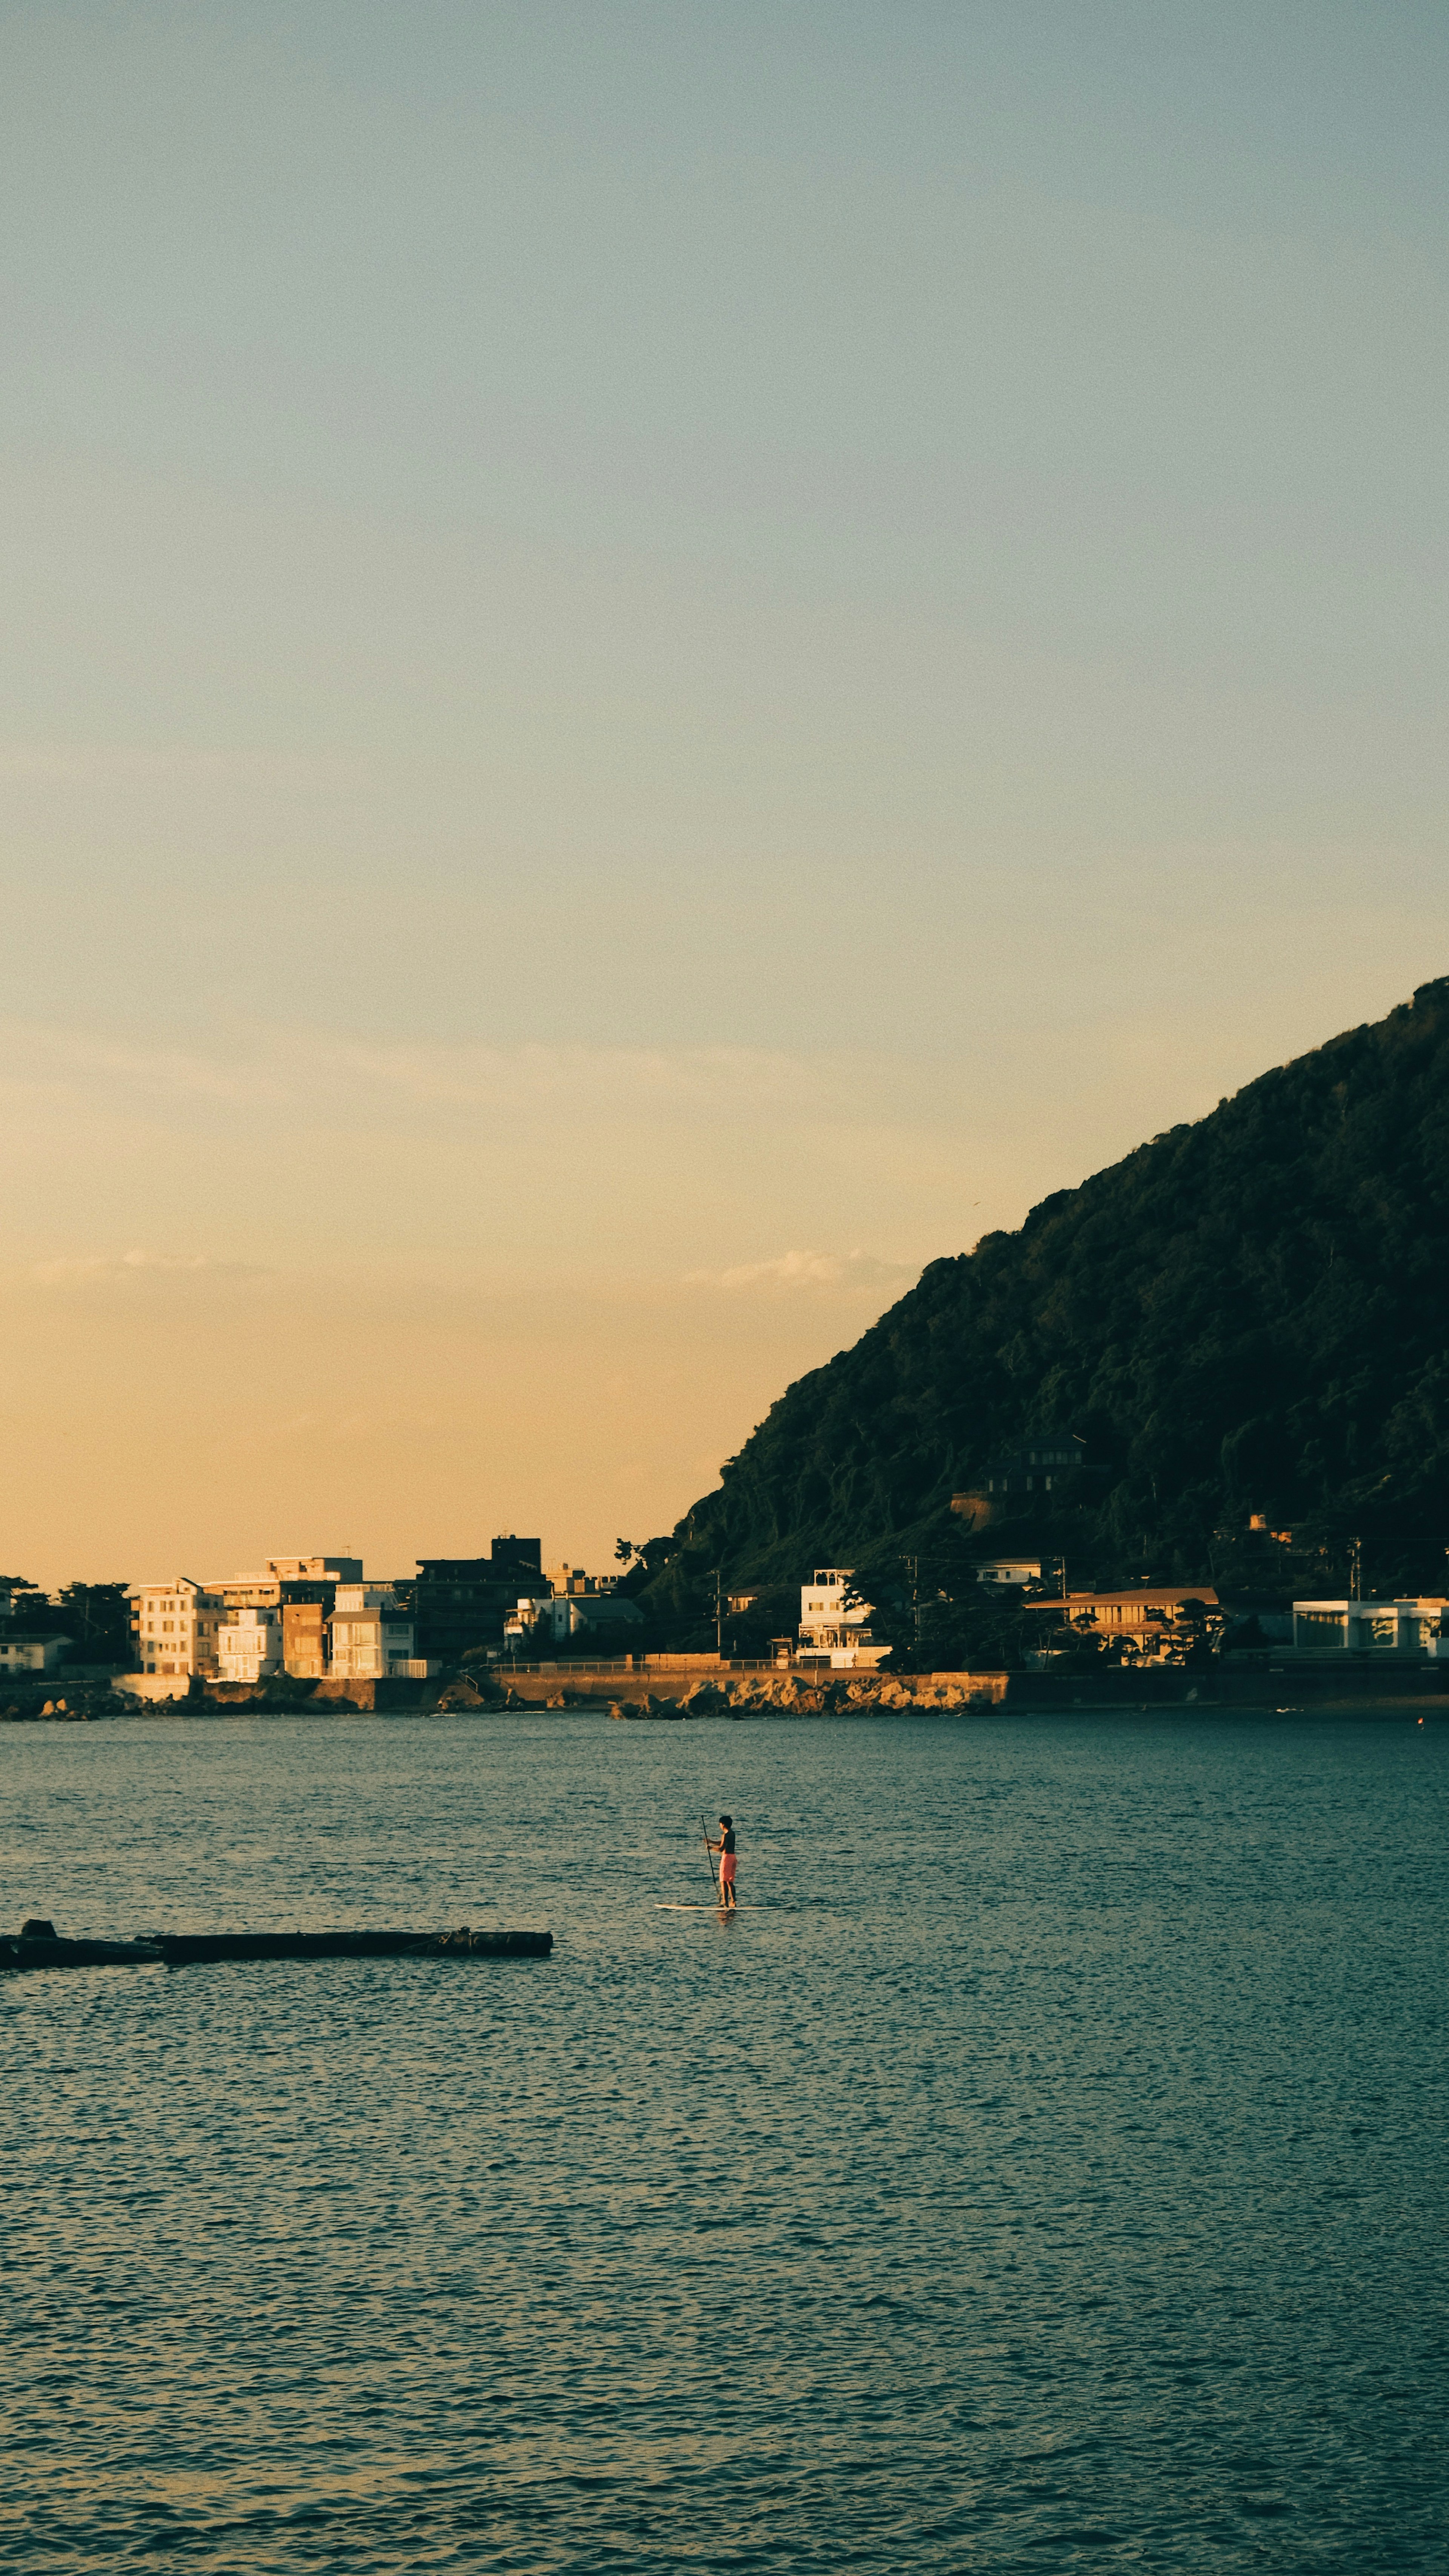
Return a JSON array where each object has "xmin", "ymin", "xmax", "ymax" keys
[{"xmin": 720, "ymin": 1854, "xmax": 737, "ymax": 1886}]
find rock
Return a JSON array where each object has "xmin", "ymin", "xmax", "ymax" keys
[{"xmin": 683, "ymin": 1681, "xmax": 728, "ymax": 1714}]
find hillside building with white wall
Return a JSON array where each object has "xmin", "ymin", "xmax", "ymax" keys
[{"xmin": 798, "ymin": 1570, "xmax": 889, "ymax": 1669}]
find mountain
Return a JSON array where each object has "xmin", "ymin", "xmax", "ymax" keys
[{"xmin": 655, "ymin": 977, "xmax": 1449, "ymax": 1610}]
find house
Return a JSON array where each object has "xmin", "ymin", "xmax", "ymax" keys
[
  {"xmin": 216, "ymin": 1608, "xmax": 284, "ymax": 1683},
  {"xmin": 282, "ymin": 1601, "xmax": 330, "ymax": 1678},
  {"xmin": 1292, "ymin": 1598, "xmax": 1447, "ymax": 1656},
  {"xmin": 0, "ymin": 1635, "xmax": 74, "ymax": 1674},
  {"xmin": 976, "ymin": 1556, "xmax": 1043, "ymax": 1589},
  {"xmin": 128, "ymin": 1580, "xmax": 227, "ymax": 1677},
  {"xmin": 1023, "ymin": 1584, "xmax": 1220, "ymax": 1657},
  {"xmin": 205, "ymin": 1557, "xmax": 365, "ymax": 1674},
  {"xmin": 797, "ymin": 1570, "xmax": 890, "ymax": 1670},
  {"xmin": 503, "ymin": 1585, "xmax": 643, "ymax": 1649},
  {"xmin": 329, "ymin": 1584, "xmax": 435, "ymax": 1680},
  {"xmin": 952, "ymin": 1436, "xmax": 1102, "ymax": 1528}
]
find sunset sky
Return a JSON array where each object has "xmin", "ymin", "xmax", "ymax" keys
[{"xmin": 3, "ymin": 2, "xmax": 1446, "ymax": 1589}]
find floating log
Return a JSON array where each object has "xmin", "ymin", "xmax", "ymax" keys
[
  {"xmin": 1, "ymin": 1921, "xmax": 552, "ymax": 1972},
  {"xmin": 155, "ymin": 1928, "xmax": 552, "ymax": 1963},
  {"xmin": 2, "ymin": 1929, "xmax": 162, "ymax": 1972}
]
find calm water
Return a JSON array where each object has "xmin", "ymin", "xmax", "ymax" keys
[{"xmin": 3, "ymin": 1708, "xmax": 1447, "ymax": 2573}]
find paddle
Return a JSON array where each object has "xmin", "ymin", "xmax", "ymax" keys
[{"xmin": 700, "ymin": 1811, "xmax": 720, "ymax": 1900}]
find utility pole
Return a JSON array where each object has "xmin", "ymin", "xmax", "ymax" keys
[
  {"xmin": 1349, "ymin": 1535, "xmax": 1362, "ymax": 1601},
  {"xmin": 900, "ymin": 1554, "xmax": 921, "ymax": 1655},
  {"xmin": 712, "ymin": 1567, "xmax": 723, "ymax": 1658}
]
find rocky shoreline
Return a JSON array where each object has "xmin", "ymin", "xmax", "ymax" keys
[{"xmin": 3, "ymin": 1661, "xmax": 1445, "ymax": 1724}]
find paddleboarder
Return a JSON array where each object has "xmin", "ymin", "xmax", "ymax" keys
[{"xmin": 706, "ymin": 1815, "xmax": 738, "ymax": 1908}]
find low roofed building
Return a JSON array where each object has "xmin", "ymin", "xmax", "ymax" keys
[
  {"xmin": 1292, "ymin": 1598, "xmax": 1447, "ymax": 1656},
  {"xmin": 0, "ymin": 1635, "xmax": 74, "ymax": 1673},
  {"xmin": 1023, "ymin": 1584, "xmax": 1220, "ymax": 1657}
]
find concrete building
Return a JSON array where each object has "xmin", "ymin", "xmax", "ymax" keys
[
  {"xmin": 1023, "ymin": 1584, "xmax": 1220, "ymax": 1658},
  {"xmin": 798, "ymin": 1570, "xmax": 889, "ymax": 1669},
  {"xmin": 1292, "ymin": 1598, "xmax": 1448, "ymax": 1656},
  {"xmin": 503, "ymin": 1587, "xmax": 643, "ymax": 1649},
  {"xmin": 329, "ymin": 1585, "xmax": 434, "ymax": 1680},
  {"xmin": 977, "ymin": 1556, "xmax": 1043, "ymax": 1589},
  {"xmin": 952, "ymin": 1438, "xmax": 1101, "ymax": 1527},
  {"xmin": 129, "ymin": 1580, "xmax": 227, "ymax": 1677},
  {"xmin": 209, "ymin": 1555, "xmax": 363, "ymax": 1614},
  {"xmin": 215, "ymin": 1608, "xmax": 284, "ymax": 1682},
  {"xmin": 408, "ymin": 1539, "xmax": 544, "ymax": 1662},
  {"xmin": 544, "ymin": 1563, "xmax": 624, "ymax": 1599},
  {"xmin": 0, "ymin": 1635, "xmax": 74, "ymax": 1674},
  {"xmin": 282, "ymin": 1601, "xmax": 331, "ymax": 1678}
]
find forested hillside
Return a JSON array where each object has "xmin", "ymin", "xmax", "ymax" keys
[{"xmin": 646, "ymin": 977, "xmax": 1449, "ymax": 1620}]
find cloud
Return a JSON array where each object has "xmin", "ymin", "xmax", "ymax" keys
[
  {"xmin": 686, "ymin": 1249, "xmax": 918, "ymax": 1296},
  {"xmin": 30, "ymin": 1250, "xmax": 271, "ymax": 1286}
]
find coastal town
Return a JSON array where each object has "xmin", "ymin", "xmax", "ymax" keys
[{"xmin": 2, "ymin": 1523, "xmax": 1447, "ymax": 1709}]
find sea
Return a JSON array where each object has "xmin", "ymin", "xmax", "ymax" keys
[{"xmin": 3, "ymin": 1706, "xmax": 1446, "ymax": 2573}]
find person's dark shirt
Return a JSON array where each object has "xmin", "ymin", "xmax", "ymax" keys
[{"xmin": 721, "ymin": 1827, "xmax": 735, "ymax": 1855}]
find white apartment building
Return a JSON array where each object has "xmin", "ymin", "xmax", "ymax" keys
[
  {"xmin": 129, "ymin": 1580, "xmax": 226, "ymax": 1677},
  {"xmin": 977, "ymin": 1557, "xmax": 1043, "ymax": 1589},
  {"xmin": 215, "ymin": 1607, "xmax": 285, "ymax": 1682},
  {"xmin": 1292, "ymin": 1598, "xmax": 1448, "ymax": 1656},
  {"xmin": 798, "ymin": 1570, "xmax": 889, "ymax": 1670},
  {"xmin": 329, "ymin": 1585, "xmax": 432, "ymax": 1680},
  {"xmin": 0, "ymin": 1635, "xmax": 74, "ymax": 1674}
]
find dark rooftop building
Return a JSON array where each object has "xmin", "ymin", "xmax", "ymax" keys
[{"xmin": 402, "ymin": 1538, "xmax": 544, "ymax": 1664}]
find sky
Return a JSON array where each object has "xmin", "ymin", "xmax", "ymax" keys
[{"xmin": 2, "ymin": 1, "xmax": 1446, "ymax": 1590}]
